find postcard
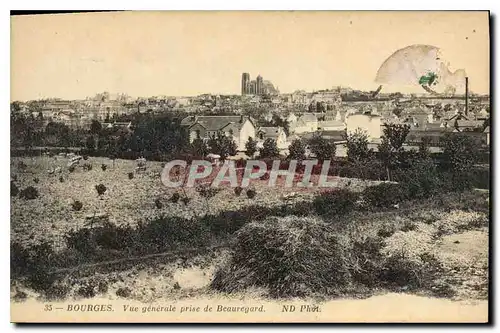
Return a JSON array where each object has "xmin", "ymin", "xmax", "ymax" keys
[{"xmin": 10, "ymin": 10, "xmax": 490, "ymax": 323}]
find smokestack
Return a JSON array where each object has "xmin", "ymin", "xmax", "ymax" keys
[{"xmin": 465, "ymin": 77, "xmax": 469, "ymax": 116}]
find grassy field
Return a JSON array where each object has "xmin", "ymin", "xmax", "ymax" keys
[{"xmin": 10, "ymin": 156, "xmax": 376, "ymax": 247}]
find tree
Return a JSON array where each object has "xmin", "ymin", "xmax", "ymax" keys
[
  {"xmin": 207, "ymin": 133, "xmax": 237, "ymax": 161},
  {"xmin": 90, "ymin": 120, "xmax": 102, "ymax": 150},
  {"xmin": 345, "ymin": 129, "xmax": 371, "ymax": 162},
  {"xmin": 442, "ymin": 134, "xmax": 479, "ymax": 174},
  {"xmin": 245, "ymin": 137, "xmax": 258, "ymax": 157},
  {"xmin": 308, "ymin": 134, "xmax": 336, "ymax": 161},
  {"xmin": 378, "ymin": 124, "xmax": 411, "ymax": 181},
  {"xmin": 441, "ymin": 134, "xmax": 480, "ymax": 192},
  {"xmin": 259, "ymin": 138, "xmax": 280, "ymax": 158},
  {"xmin": 191, "ymin": 136, "xmax": 209, "ymax": 158},
  {"xmin": 288, "ymin": 138, "xmax": 306, "ymax": 160},
  {"xmin": 45, "ymin": 122, "xmax": 71, "ymax": 147}
]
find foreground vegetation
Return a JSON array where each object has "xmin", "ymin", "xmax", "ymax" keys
[{"xmin": 10, "ymin": 123, "xmax": 490, "ymax": 302}]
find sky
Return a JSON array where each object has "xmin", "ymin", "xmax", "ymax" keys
[{"xmin": 11, "ymin": 11, "xmax": 490, "ymax": 101}]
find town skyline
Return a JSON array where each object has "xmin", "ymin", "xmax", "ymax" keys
[{"xmin": 11, "ymin": 11, "xmax": 489, "ymax": 101}]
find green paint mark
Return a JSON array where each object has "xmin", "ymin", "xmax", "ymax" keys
[{"xmin": 419, "ymin": 72, "xmax": 439, "ymax": 86}]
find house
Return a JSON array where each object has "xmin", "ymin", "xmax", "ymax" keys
[
  {"xmin": 484, "ymin": 126, "xmax": 490, "ymax": 145},
  {"xmin": 405, "ymin": 106, "xmax": 434, "ymax": 129},
  {"xmin": 317, "ymin": 120, "xmax": 345, "ymax": 131},
  {"xmin": 455, "ymin": 120, "xmax": 484, "ymax": 132},
  {"xmin": 180, "ymin": 115, "xmax": 256, "ymax": 151},
  {"xmin": 291, "ymin": 113, "xmax": 318, "ymax": 134},
  {"xmin": 345, "ymin": 111, "xmax": 382, "ymax": 140},
  {"xmin": 257, "ymin": 126, "xmax": 288, "ymax": 149},
  {"xmin": 476, "ymin": 108, "xmax": 489, "ymax": 121},
  {"xmin": 286, "ymin": 113, "xmax": 298, "ymax": 124}
]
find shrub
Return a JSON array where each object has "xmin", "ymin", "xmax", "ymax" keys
[
  {"xmin": 17, "ymin": 161, "xmax": 27, "ymax": 170},
  {"xmin": 137, "ymin": 216, "xmax": 211, "ymax": 252},
  {"xmin": 181, "ymin": 196, "xmax": 191, "ymax": 206},
  {"xmin": 234, "ymin": 186, "xmax": 243, "ymax": 196},
  {"xmin": 19, "ymin": 186, "xmax": 39, "ymax": 200},
  {"xmin": 83, "ymin": 155, "xmax": 89, "ymax": 160},
  {"xmin": 196, "ymin": 185, "xmax": 220, "ymax": 200},
  {"xmin": 101, "ymin": 164, "xmax": 107, "ymax": 171},
  {"xmin": 434, "ymin": 210, "xmax": 488, "ymax": 236},
  {"xmin": 59, "ymin": 176, "xmax": 64, "ymax": 183},
  {"xmin": 155, "ymin": 198, "xmax": 163, "ymax": 209},
  {"xmin": 76, "ymin": 280, "xmax": 97, "ymax": 298},
  {"xmin": 65, "ymin": 228, "xmax": 97, "ymax": 256},
  {"xmin": 377, "ymin": 224, "xmax": 396, "ymax": 238},
  {"xmin": 97, "ymin": 280, "xmax": 109, "ymax": 294},
  {"xmin": 95, "ymin": 184, "xmax": 107, "ymax": 196},
  {"xmin": 363, "ymin": 183, "xmax": 408, "ymax": 208},
  {"xmin": 116, "ymin": 287, "xmax": 132, "ymax": 298},
  {"xmin": 68, "ymin": 166, "xmax": 75, "ymax": 173},
  {"xmin": 83, "ymin": 163, "xmax": 93, "ymax": 171},
  {"xmin": 128, "ymin": 172, "xmax": 134, "ymax": 179},
  {"xmin": 33, "ymin": 177, "xmax": 39, "ymax": 184},
  {"xmin": 211, "ymin": 216, "xmax": 352, "ymax": 298},
  {"xmin": 379, "ymin": 226, "xmax": 441, "ymax": 289},
  {"xmin": 246, "ymin": 189, "xmax": 256, "ymax": 199},
  {"xmin": 72, "ymin": 200, "xmax": 83, "ymax": 211},
  {"xmin": 350, "ymin": 236, "xmax": 385, "ymax": 287},
  {"xmin": 313, "ymin": 189, "xmax": 358, "ymax": 216},
  {"xmin": 11, "ymin": 181, "xmax": 19, "ymax": 197},
  {"xmin": 170, "ymin": 192, "xmax": 180, "ymax": 203}
]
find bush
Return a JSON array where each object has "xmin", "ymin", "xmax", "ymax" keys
[
  {"xmin": 68, "ymin": 166, "xmax": 75, "ymax": 173},
  {"xmin": 101, "ymin": 164, "xmax": 107, "ymax": 171},
  {"xmin": 95, "ymin": 184, "xmax": 107, "ymax": 196},
  {"xmin": 11, "ymin": 181, "xmax": 19, "ymax": 197},
  {"xmin": 246, "ymin": 189, "xmax": 256, "ymax": 199},
  {"xmin": 170, "ymin": 192, "xmax": 180, "ymax": 203},
  {"xmin": 71, "ymin": 200, "xmax": 83, "ymax": 211},
  {"xmin": 83, "ymin": 163, "xmax": 93, "ymax": 171},
  {"xmin": 128, "ymin": 172, "xmax": 134, "ymax": 179},
  {"xmin": 313, "ymin": 189, "xmax": 358, "ymax": 216},
  {"xmin": 33, "ymin": 177, "xmax": 39, "ymax": 184},
  {"xmin": 379, "ymin": 226, "xmax": 441, "ymax": 289},
  {"xmin": 234, "ymin": 186, "xmax": 243, "ymax": 196},
  {"xmin": 155, "ymin": 198, "xmax": 163, "ymax": 209},
  {"xmin": 17, "ymin": 161, "xmax": 27, "ymax": 170},
  {"xmin": 83, "ymin": 155, "xmax": 89, "ymax": 160},
  {"xmin": 211, "ymin": 216, "xmax": 352, "ymax": 298},
  {"xmin": 59, "ymin": 176, "xmax": 64, "ymax": 183},
  {"xmin": 19, "ymin": 186, "xmax": 39, "ymax": 200},
  {"xmin": 76, "ymin": 280, "xmax": 97, "ymax": 298},
  {"xmin": 181, "ymin": 196, "xmax": 190, "ymax": 205},
  {"xmin": 116, "ymin": 287, "xmax": 131, "ymax": 298},
  {"xmin": 65, "ymin": 228, "xmax": 98, "ymax": 257},
  {"xmin": 363, "ymin": 183, "xmax": 408, "ymax": 208}
]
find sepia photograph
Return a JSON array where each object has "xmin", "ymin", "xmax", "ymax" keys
[{"xmin": 9, "ymin": 10, "xmax": 490, "ymax": 323}]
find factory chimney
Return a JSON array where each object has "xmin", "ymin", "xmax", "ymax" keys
[{"xmin": 465, "ymin": 77, "xmax": 469, "ymax": 116}]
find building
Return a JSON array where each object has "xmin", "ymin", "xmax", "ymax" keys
[
  {"xmin": 241, "ymin": 73, "xmax": 278, "ymax": 96},
  {"xmin": 241, "ymin": 73, "xmax": 250, "ymax": 95},
  {"xmin": 484, "ymin": 126, "xmax": 490, "ymax": 145},
  {"xmin": 345, "ymin": 111, "xmax": 382, "ymax": 140},
  {"xmin": 317, "ymin": 120, "xmax": 346, "ymax": 131},
  {"xmin": 257, "ymin": 126, "xmax": 288, "ymax": 149},
  {"xmin": 291, "ymin": 113, "xmax": 318, "ymax": 134},
  {"xmin": 181, "ymin": 115, "xmax": 256, "ymax": 151}
]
